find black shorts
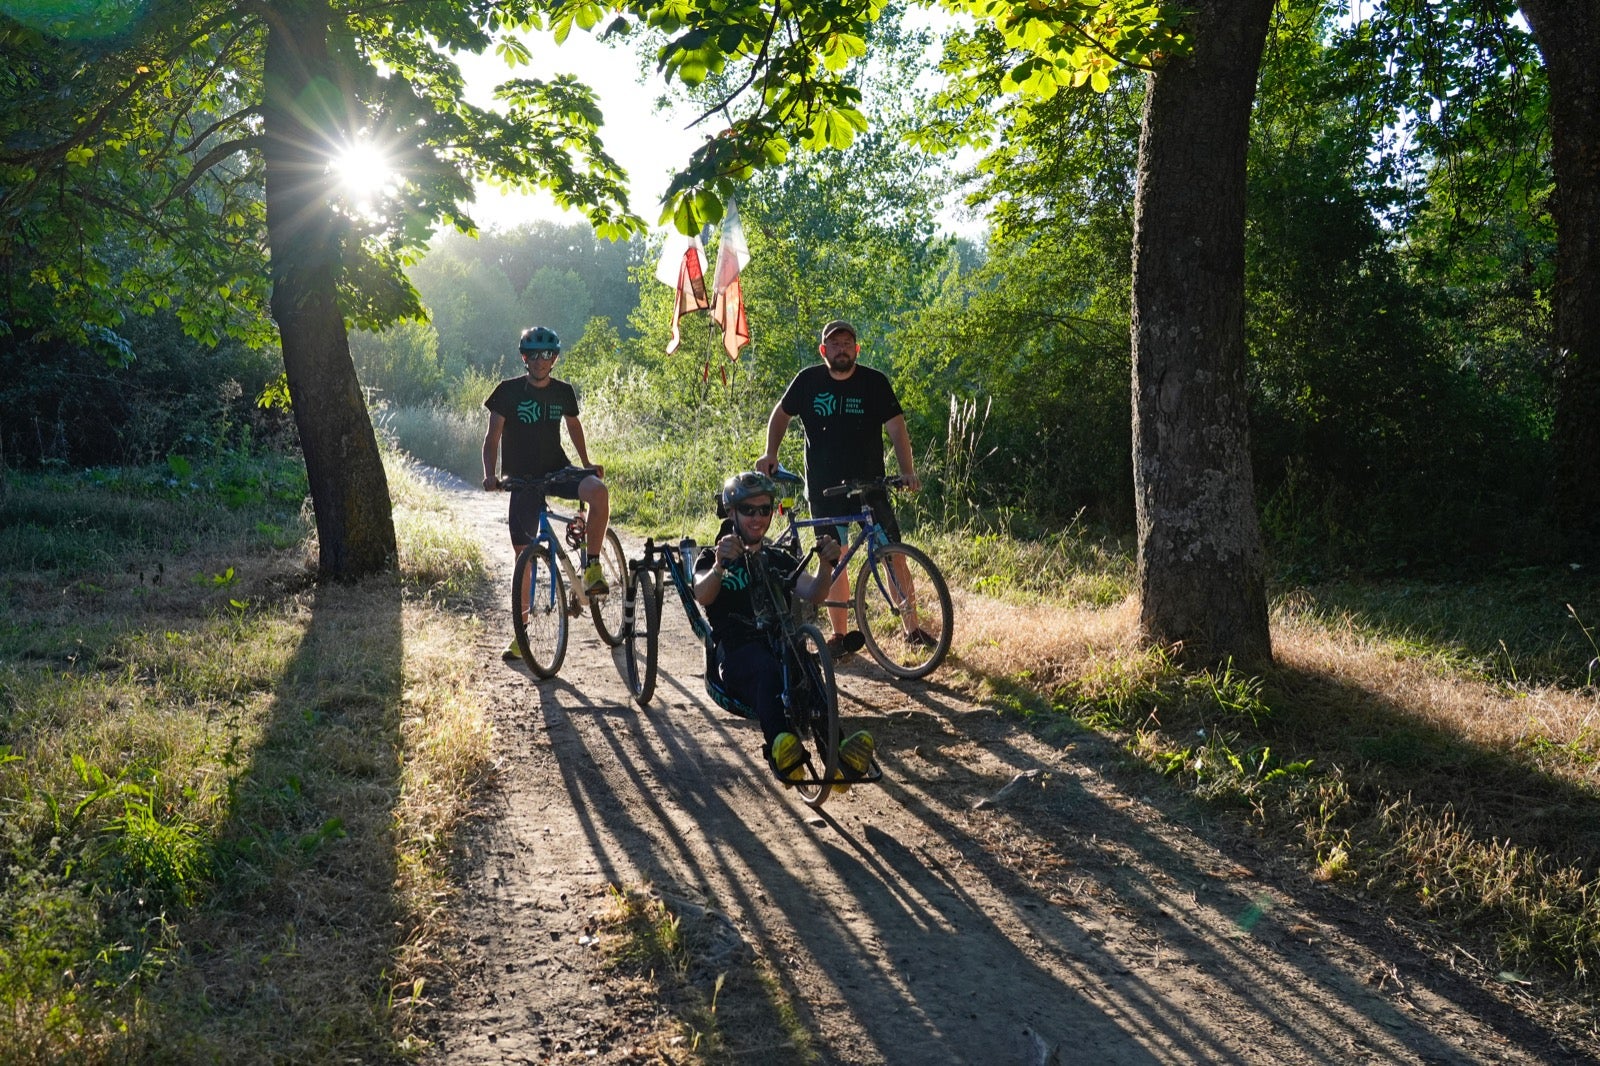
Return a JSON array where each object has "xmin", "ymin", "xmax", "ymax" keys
[
  {"xmin": 810, "ymin": 486, "xmax": 900, "ymax": 549},
  {"xmin": 507, "ymin": 466, "xmax": 591, "ymax": 546}
]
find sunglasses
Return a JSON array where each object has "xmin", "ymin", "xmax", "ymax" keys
[{"xmin": 735, "ymin": 503, "xmax": 774, "ymax": 517}]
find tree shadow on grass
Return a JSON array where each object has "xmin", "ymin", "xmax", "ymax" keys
[{"xmin": 145, "ymin": 576, "xmax": 409, "ymax": 1063}]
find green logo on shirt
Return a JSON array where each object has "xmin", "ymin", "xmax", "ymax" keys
[
  {"xmin": 812, "ymin": 393, "xmax": 838, "ymax": 417},
  {"xmin": 722, "ymin": 565, "xmax": 749, "ymax": 591},
  {"xmin": 517, "ymin": 399, "xmax": 542, "ymax": 423}
]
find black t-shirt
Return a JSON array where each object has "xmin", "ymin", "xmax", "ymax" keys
[
  {"xmin": 485, "ymin": 376, "xmax": 578, "ymax": 476},
  {"xmin": 778, "ymin": 363, "xmax": 903, "ymax": 498},
  {"xmin": 696, "ymin": 543, "xmax": 801, "ymax": 652}
]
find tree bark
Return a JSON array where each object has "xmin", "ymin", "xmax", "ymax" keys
[
  {"xmin": 1130, "ymin": 0, "xmax": 1274, "ymax": 667},
  {"xmin": 262, "ymin": 0, "xmax": 396, "ymax": 578},
  {"xmin": 1520, "ymin": 0, "xmax": 1600, "ymax": 560}
]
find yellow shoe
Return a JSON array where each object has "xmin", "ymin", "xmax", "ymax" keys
[
  {"xmin": 584, "ymin": 559, "xmax": 609, "ymax": 596},
  {"xmin": 769, "ymin": 732, "xmax": 807, "ymax": 786},
  {"xmin": 502, "ymin": 636, "xmax": 521, "ymax": 661},
  {"xmin": 833, "ymin": 730, "xmax": 875, "ymax": 794}
]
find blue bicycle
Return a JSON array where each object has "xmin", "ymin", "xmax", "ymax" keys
[
  {"xmin": 768, "ymin": 466, "xmax": 953, "ymax": 680},
  {"xmin": 497, "ymin": 469, "xmax": 626, "ymax": 678}
]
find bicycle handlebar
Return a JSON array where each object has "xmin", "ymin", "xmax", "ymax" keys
[{"xmin": 820, "ymin": 475, "xmax": 908, "ymax": 500}]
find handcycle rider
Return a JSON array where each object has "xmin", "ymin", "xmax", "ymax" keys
[
  {"xmin": 483, "ymin": 326, "xmax": 613, "ymax": 660},
  {"xmin": 695, "ymin": 470, "xmax": 876, "ymax": 787}
]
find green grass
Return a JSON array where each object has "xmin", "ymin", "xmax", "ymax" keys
[{"xmin": 0, "ymin": 450, "xmax": 495, "ymax": 1064}]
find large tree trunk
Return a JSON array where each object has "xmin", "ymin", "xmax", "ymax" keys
[
  {"xmin": 262, "ymin": 0, "xmax": 396, "ymax": 578},
  {"xmin": 1130, "ymin": 0, "xmax": 1273, "ymax": 667},
  {"xmin": 1520, "ymin": 0, "xmax": 1600, "ymax": 560}
]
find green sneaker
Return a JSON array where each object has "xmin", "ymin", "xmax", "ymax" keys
[
  {"xmin": 502, "ymin": 636, "xmax": 521, "ymax": 662},
  {"xmin": 584, "ymin": 559, "xmax": 609, "ymax": 597},
  {"xmin": 833, "ymin": 730, "xmax": 876, "ymax": 794},
  {"xmin": 769, "ymin": 732, "xmax": 808, "ymax": 786}
]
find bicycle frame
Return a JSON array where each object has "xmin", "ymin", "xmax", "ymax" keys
[{"xmin": 764, "ymin": 468, "xmax": 953, "ymax": 680}]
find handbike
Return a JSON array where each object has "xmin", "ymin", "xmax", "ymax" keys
[
  {"xmin": 768, "ymin": 465, "xmax": 953, "ymax": 679},
  {"xmin": 620, "ymin": 535, "xmax": 882, "ymax": 809},
  {"xmin": 497, "ymin": 469, "xmax": 627, "ymax": 678}
]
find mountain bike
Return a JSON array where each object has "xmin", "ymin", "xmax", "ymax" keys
[
  {"xmin": 620, "ymin": 535, "xmax": 880, "ymax": 809},
  {"xmin": 768, "ymin": 466, "xmax": 953, "ymax": 680},
  {"xmin": 497, "ymin": 469, "xmax": 626, "ymax": 678}
]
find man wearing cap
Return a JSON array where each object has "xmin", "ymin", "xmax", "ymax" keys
[{"xmin": 756, "ymin": 319, "xmax": 921, "ymax": 658}]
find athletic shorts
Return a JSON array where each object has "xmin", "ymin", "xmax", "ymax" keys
[{"xmin": 508, "ymin": 466, "xmax": 591, "ymax": 546}]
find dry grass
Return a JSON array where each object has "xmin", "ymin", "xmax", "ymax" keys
[{"xmin": 947, "ymin": 573, "xmax": 1600, "ymax": 1012}]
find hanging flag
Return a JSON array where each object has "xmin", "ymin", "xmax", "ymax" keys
[
  {"xmin": 710, "ymin": 200, "xmax": 751, "ymax": 362},
  {"xmin": 655, "ymin": 232, "xmax": 708, "ymax": 354}
]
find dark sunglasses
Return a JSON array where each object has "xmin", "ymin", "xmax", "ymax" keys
[{"xmin": 735, "ymin": 503, "xmax": 773, "ymax": 517}]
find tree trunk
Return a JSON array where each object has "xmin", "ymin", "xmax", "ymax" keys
[
  {"xmin": 1520, "ymin": 0, "xmax": 1600, "ymax": 560},
  {"xmin": 261, "ymin": 0, "xmax": 396, "ymax": 579},
  {"xmin": 1130, "ymin": 0, "xmax": 1274, "ymax": 667}
]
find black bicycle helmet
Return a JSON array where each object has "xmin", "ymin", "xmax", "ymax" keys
[
  {"xmin": 717, "ymin": 470, "xmax": 777, "ymax": 518},
  {"xmin": 518, "ymin": 326, "xmax": 561, "ymax": 354}
]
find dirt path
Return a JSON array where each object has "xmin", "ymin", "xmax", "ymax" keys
[{"xmin": 420, "ymin": 472, "xmax": 1585, "ymax": 1065}]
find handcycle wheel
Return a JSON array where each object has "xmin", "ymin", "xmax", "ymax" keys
[
  {"xmin": 790, "ymin": 623, "xmax": 839, "ymax": 809},
  {"xmin": 622, "ymin": 565, "xmax": 660, "ymax": 706},
  {"xmin": 589, "ymin": 528, "xmax": 628, "ymax": 647},
  {"xmin": 512, "ymin": 544, "xmax": 569, "ymax": 678},
  {"xmin": 854, "ymin": 542, "xmax": 952, "ymax": 680}
]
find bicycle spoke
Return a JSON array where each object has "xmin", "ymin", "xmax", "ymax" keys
[
  {"xmin": 623, "ymin": 566, "xmax": 660, "ymax": 705},
  {"xmin": 790, "ymin": 623, "xmax": 838, "ymax": 808},
  {"xmin": 590, "ymin": 529, "xmax": 627, "ymax": 647},
  {"xmin": 855, "ymin": 543, "xmax": 952, "ymax": 680},
  {"xmin": 513, "ymin": 545, "xmax": 569, "ymax": 678}
]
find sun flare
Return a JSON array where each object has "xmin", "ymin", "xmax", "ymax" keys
[{"xmin": 331, "ymin": 140, "xmax": 395, "ymax": 203}]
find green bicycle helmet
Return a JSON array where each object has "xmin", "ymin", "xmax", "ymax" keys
[
  {"xmin": 717, "ymin": 470, "xmax": 777, "ymax": 518},
  {"xmin": 518, "ymin": 326, "xmax": 561, "ymax": 354}
]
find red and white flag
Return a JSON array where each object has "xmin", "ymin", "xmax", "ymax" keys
[
  {"xmin": 710, "ymin": 199, "xmax": 751, "ymax": 361},
  {"xmin": 655, "ymin": 232, "xmax": 708, "ymax": 354}
]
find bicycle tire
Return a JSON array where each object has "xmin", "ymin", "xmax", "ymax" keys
[
  {"xmin": 854, "ymin": 542, "xmax": 952, "ymax": 680},
  {"xmin": 622, "ymin": 566, "xmax": 660, "ymax": 706},
  {"xmin": 589, "ymin": 528, "xmax": 628, "ymax": 647},
  {"xmin": 512, "ymin": 544, "xmax": 569, "ymax": 678},
  {"xmin": 791, "ymin": 623, "xmax": 839, "ymax": 809}
]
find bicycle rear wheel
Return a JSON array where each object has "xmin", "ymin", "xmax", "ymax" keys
[
  {"xmin": 512, "ymin": 544, "xmax": 569, "ymax": 678},
  {"xmin": 622, "ymin": 566, "xmax": 660, "ymax": 706},
  {"xmin": 790, "ymin": 623, "xmax": 838, "ymax": 809},
  {"xmin": 589, "ymin": 528, "xmax": 627, "ymax": 647},
  {"xmin": 854, "ymin": 542, "xmax": 952, "ymax": 679}
]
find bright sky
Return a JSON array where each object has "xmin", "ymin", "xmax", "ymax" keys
[
  {"xmin": 455, "ymin": 31, "xmax": 702, "ymax": 233},
  {"xmin": 450, "ymin": 19, "xmax": 986, "ymax": 241}
]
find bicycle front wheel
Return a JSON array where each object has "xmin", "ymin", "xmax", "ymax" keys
[
  {"xmin": 791, "ymin": 623, "xmax": 839, "ymax": 809},
  {"xmin": 854, "ymin": 543, "xmax": 953, "ymax": 680},
  {"xmin": 512, "ymin": 544, "xmax": 569, "ymax": 678},
  {"xmin": 622, "ymin": 566, "xmax": 660, "ymax": 706},
  {"xmin": 589, "ymin": 528, "xmax": 628, "ymax": 647}
]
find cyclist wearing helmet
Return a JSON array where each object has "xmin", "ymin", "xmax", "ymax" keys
[
  {"xmin": 483, "ymin": 327, "xmax": 612, "ymax": 658},
  {"xmin": 755, "ymin": 318, "xmax": 923, "ymax": 659},
  {"xmin": 693, "ymin": 471, "xmax": 874, "ymax": 788}
]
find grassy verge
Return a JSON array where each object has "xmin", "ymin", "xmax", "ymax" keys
[
  {"xmin": 0, "ymin": 450, "xmax": 495, "ymax": 1064},
  {"xmin": 951, "ymin": 562, "xmax": 1600, "ymax": 1018}
]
